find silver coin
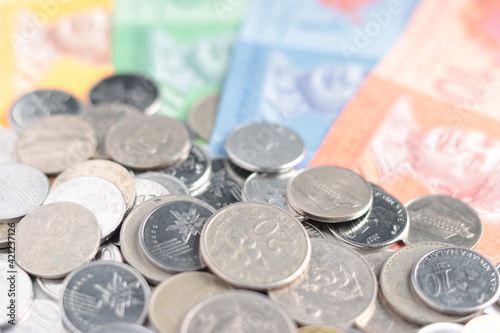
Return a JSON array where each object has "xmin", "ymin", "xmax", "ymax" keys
[
  {"xmin": 135, "ymin": 172, "xmax": 190, "ymax": 196},
  {"xmin": 269, "ymin": 239, "xmax": 377, "ymax": 327},
  {"xmin": 61, "ymin": 261, "xmax": 150, "ymax": 333},
  {"xmin": 9, "ymin": 89, "xmax": 83, "ymax": 131},
  {"xmin": 16, "ymin": 115, "xmax": 97, "ymax": 174},
  {"xmin": 287, "ymin": 165, "xmax": 373, "ymax": 223},
  {"xmin": 105, "ymin": 115, "xmax": 191, "ymax": 170},
  {"xmin": 95, "ymin": 243, "xmax": 123, "ymax": 262},
  {"xmin": 243, "ymin": 171, "xmax": 296, "ymax": 213},
  {"xmin": 51, "ymin": 159, "xmax": 136, "ymax": 213},
  {"xmin": 148, "ymin": 271, "xmax": 233, "ymax": 333},
  {"xmin": 88, "ymin": 322, "xmax": 154, "ymax": 333},
  {"xmin": 302, "ymin": 221, "xmax": 326, "ymax": 239},
  {"xmin": 224, "ymin": 158, "xmax": 253, "ymax": 185},
  {"xmin": 225, "ymin": 122, "xmax": 305, "ymax": 173},
  {"xmin": 201, "ymin": 202, "xmax": 310, "ymax": 290},
  {"xmin": 6, "ymin": 299, "xmax": 66, "ymax": 333},
  {"xmin": 88, "ymin": 73, "xmax": 161, "ymax": 115},
  {"xmin": 187, "ymin": 94, "xmax": 219, "ymax": 142},
  {"xmin": 180, "ymin": 290, "xmax": 297, "ymax": 333},
  {"xmin": 404, "ymin": 195, "xmax": 482, "ymax": 248},
  {"xmin": 0, "ymin": 128, "xmax": 18, "ymax": 164},
  {"xmin": 329, "ymin": 186, "xmax": 409, "ymax": 249},
  {"xmin": 417, "ymin": 322, "xmax": 464, "ymax": 333},
  {"xmin": 411, "ymin": 247, "xmax": 500, "ymax": 314},
  {"xmin": 140, "ymin": 197, "xmax": 216, "ymax": 272},
  {"xmin": 0, "ymin": 163, "xmax": 49, "ymax": 219},
  {"xmin": 81, "ymin": 103, "xmax": 142, "ymax": 159},
  {"xmin": 357, "ymin": 248, "xmax": 395, "ymax": 279},
  {"xmin": 161, "ymin": 142, "xmax": 212, "ymax": 192},
  {"xmin": 44, "ymin": 176, "xmax": 126, "ymax": 241},
  {"xmin": 133, "ymin": 178, "xmax": 170, "ymax": 207},
  {"xmin": 16, "ymin": 202, "xmax": 101, "ymax": 278}
]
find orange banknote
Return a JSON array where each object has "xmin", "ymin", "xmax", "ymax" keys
[{"xmin": 311, "ymin": 0, "xmax": 500, "ymax": 263}]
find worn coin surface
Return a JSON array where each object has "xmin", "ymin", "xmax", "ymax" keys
[
  {"xmin": 44, "ymin": 176, "xmax": 126, "ymax": 241},
  {"xmin": 0, "ymin": 128, "xmax": 18, "ymax": 164},
  {"xmin": 16, "ymin": 115, "xmax": 97, "ymax": 174},
  {"xmin": 0, "ymin": 163, "xmax": 50, "ymax": 219},
  {"xmin": 180, "ymin": 290, "xmax": 296, "ymax": 333},
  {"xmin": 133, "ymin": 178, "xmax": 170, "ymax": 207},
  {"xmin": 269, "ymin": 239, "xmax": 377, "ymax": 327},
  {"xmin": 148, "ymin": 271, "xmax": 233, "ymax": 333},
  {"xmin": 88, "ymin": 73, "xmax": 161, "ymax": 114},
  {"xmin": 62, "ymin": 261, "xmax": 150, "ymax": 333},
  {"xmin": 187, "ymin": 94, "xmax": 219, "ymax": 142},
  {"xmin": 16, "ymin": 202, "xmax": 100, "ymax": 278},
  {"xmin": 7, "ymin": 299, "xmax": 66, "ymax": 333},
  {"xmin": 225, "ymin": 122, "xmax": 305, "ymax": 173},
  {"xmin": 201, "ymin": 202, "xmax": 310, "ymax": 290},
  {"xmin": 136, "ymin": 172, "xmax": 190, "ymax": 196},
  {"xmin": 243, "ymin": 171, "xmax": 295, "ymax": 213},
  {"xmin": 88, "ymin": 322, "xmax": 154, "ymax": 333},
  {"xmin": 287, "ymin": 165, "xmax": 373, "ymax": 222},
  {"xmin": 105, "ymin": 115, "xmax": 191, "ymax": 170},
  {"xmin": 417, "ymin": 322, "xmax": 464, "ymax": 333},
  {"xmin": 404, "ymin": 195, "xmax": 482, "ymax": 248}
]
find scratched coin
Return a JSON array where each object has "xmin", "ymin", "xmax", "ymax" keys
[
  {"xmin": 0, "ymin": 128, "xmax": 18, "ymax": 164},
  {"xmin": 201, "ymin": 202, "xmax": 311, "ymax": 290},
  {"xmin": 243, "ymin": 171, "xmax": 296, "ymax": 214},
  {"xmin": 404, "ymin": 195, "xmax": 482, "ymax": 248},
  {"xmin": 136, "ymin": 172, "xmax": 190, "ymax": 196},
  {"xmin": 0, "ymin": 163, "xmax": 50, "ymax": 219},
  {"xmin": 61, "ymin": 261, "xmax": 150, "ymax": 333},
  {"xmin": 225, "ymin": 122, "xmax": 305, "ymax": 173},
  {"xmin": 88, "ymin": 73, "xmax": 161, "ymax": 115},
  {"xmin": 180, "ymin": 290, "xmax": 296, "ymax": 333},
  {"xmin": 105, "ymin": 115, "xmax": 191, "ymax": 170},
  {"xmin": 44, "ymin": 176, "xmax": 126, "ymax": 241},
  {"xmin": 88, "ymin": 322, "xmax": 154, "ymax": 333},
  {"xmin": 16, "ymin": 115, "xmax": 97, "ymax": 174},
  {"xmin": 7, "ymin": 299, "xmax": 66, "ymax": 333},
  {"xmin": 133, "ymin": 178, "xmax": 170, "ymax": 207},
  {"xmin": 16, "ymin": 202, "xmax": 100, "ymax": 278},
  {"xmin": 287, "ymin": 165, "xmax": 373, "ymax": 223},
  {"xmin": 269, "ymin": 239, "xmax": 376, "ymax": 327},
  {"xmin": 187, "ymin": 94, "xmax": 219, "ymax": 142}
]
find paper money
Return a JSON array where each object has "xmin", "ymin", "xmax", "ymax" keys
[
  {"xmin": 113, "ymin": 0, "xmax": 248, "ymax": 121},
  {"xmin": 209, "ymin": 0, "xmax": 419, "ymax": 166},
  {"xmin": 0, "ymin": 0, "xmax": 114, "ymax": 127},
  {"xmin": 311, "ymin": 0, "xmax": 500, "ymax": 263}
]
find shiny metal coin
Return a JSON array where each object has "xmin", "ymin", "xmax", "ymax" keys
[
  {"xmin": 302, "ymin": 221, "xmax": 326, "ymax": 239},
  {"xmin": 16, "ymin": 202, "xmax": 100, "ymax": 278},
  {"xmin": 180, "ymin": 290, "xmax": 296, "ymax": 333},
  {"xmin": 133, "ymin": 178, "xmax": 170, "ymax": 207},
  {"xmin": 412, "ymin": 247, "xmax": 500, "ymax": 314},
  {"xmin": 88, "ymin": 73, "xmax": 161, "ymax": 115},
  {"xmin": 298, "ymin": 326, "xmax": 349, "ymax": 333},
  {"xmin": 0, "ymin": 163, "xmax": 49, "ymax": 219},
  {"xmin": 0, "ymin": 128, "xmax": 18, "ymax": 164},
  {"xmin": 61, "ymin": 261, "xmax": 150, "ymax": 333},
  {"xmin": 136, "ymin": 172, "xmax": 190, "ymax": 196},
  {"xmin": 187, "ymin": 94, "xmax": 219, "ymax": 142},
  {"xmin": 16, "ymin": 115, "xmax": 97, "ymax": 174},
  {"xmin": 287, "ymin": 165, "xmax": 372, "ymax": 223},
  {"xmin": 225, "ymin": 122, "xmax": 305, "ymax": 173},
  {"xmin": 44, "ymin": 176, "xmax": 126, "ymax": 241},
  {"xmin": 224, "ymin": 158, "xmax": 253, "ymax": 185},
  {"xmin": 462, "ymin": 315, "xmax": 500, "ymax": 333},
  {"xmin": 357, "ymin": 248, "xmax": 395, "ymax": 278},
  {"xmin": 140, "ymin": 197, "xmax": 216, "ymax": 272},
  {"xmin": 9, "ymin": 89, "xmax": 83, "ymax": 131},
  {"xmin": 418, "ymin": 322, "xmax": 464, "ymax": 333},
  {"xmin": 7, "ymin": 299, "xmax": 66, "ymax": 333},
  {"xmin": 95, "ymin": 243, "xmax": 123, "ymax": 262},
  {"xmin": 105, "ymin": 115, "xmax": 191, "ymax": 170},
  {"xmin": 201, "ymin": 202, "xmax": 310, "ymax": 290},
  {"xmin": 148, "ymin": 271, "xmax": 233, "ymax": 333},
  {"xmin": 243, "ymin": 171, "xmax": 296, "ymax": 213},
  {"xmin": 269, "ymin": 239, "xmax": 376, "ymax": 327},
  {"xmin": 404, "ymin": 195, "xmax": 482, "ymax": 248},
  {"xmin": 88, "ymin": 322, "xmax": 154, "ymax": 333}
]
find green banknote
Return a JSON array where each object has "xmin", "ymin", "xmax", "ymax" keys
[{"xmin": 113, "ymin": 0, "xmax": 248, "ymax": 121}]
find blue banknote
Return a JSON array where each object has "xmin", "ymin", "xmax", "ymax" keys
[{"xmin": 210, "ymin": 0, "xmax": 419, "ymax": 167}]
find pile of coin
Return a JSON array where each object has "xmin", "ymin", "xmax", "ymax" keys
[{"xmin": 1, "ymin": 73, "xmax": 499, "ymax": 333}]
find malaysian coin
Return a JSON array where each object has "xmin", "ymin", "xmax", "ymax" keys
[
  {"xmin": 462, "ymin": 315, "xmax": 500, "ymax": 333},
  {"xmin": 287, "ymin": 165, "xmax": 373, "ymax": 223},
  {"xmin": 404, "ymin": 195, "xmax": 482, "ymax": 248},
  {"xmin": 140, "ymin": 197, "xmax": 216, "ymax": 272},
  {"xmin": 136, "ymin": 172, "xmax": 190, "ymax": 196},
  {"xmin": 329, "ymin": 186, "xmax": 409, "ymax": 249},
  {"xmin": 88, "ymin": 73, "xmax": 161, "ymax": 114},
  {"xmin": 0, "ymin": 128, "xmax": 18, "ymax": 164},
  {"xmin": 16, "ymin": 202, "xmax": 100, "ymax": 278},
  {"xmin": 269, "ymin": 239, "xmax": 377, "ymax": 327},
  {"xmin": 9, "ymin": 89, "xmax": 83, "ymax": 131},
  {"xmin": 369, "ymin": 182, "xmax": 387, "ymax": 194},
  {"xmin": 44, "ymin": 176, "xmax": 126, "ymax": 241},
  {"xmin": 133, "ymin": 178, "xmax": 170, "ymax": 207},
  {"xmin": 357, "ymin": 248, "xmax": 395, "ymax": 278},
  {"xmin": 224, "ymin": 158, "xmax": 253, "ymax": 185},
  {"xmin": 61, "ymin": 262, "xmax": 150, "ymax": 333},
  {"xmin": 82, "ymin": 103, "xmax": 142, "ymax": 159},
  {"xmin": 88, "ymin": 322, "xmax": 154, "ymax": 333},
  {"xmin": 0, "ymin": 163, "xmax": 49, "ymax": 219},
  {"xmin": 105, "ymin": 115, "xmax": 191, "ymax": 170},
  {"xmin": 303, "ymin": 221, "xmax": 326, "ymax": 239},
  {"xmin": 411, "ymin": 247, "xmax": 500, "ymax": 314},
  {"xmin": 51, "ymin": 159, "xmax": 136, "ymax": 213},
  {"xmin": 180, "ymin": 290, "xmax": 296, "ymax": 333},
  {"xmin": 243, "ymin": 171, "xmax": 296, "ymax": 213},
  {"xmin": 7, "ymin": 299, "xmax": 66, "ymax": 333},
  {"xmin": 187, "ymin": 94, "xmax": 219, "ymax": 142},
  {"xmin": 16, "ymin": 115, "xmax": 97, "ymax": 174},
  {"xmin": 225, "ymin": 122, "xmax": 305, "ymax": 173},
  {"xmin": 95, "ymin": 243, "xmax": 123, "ymax": 262},
  {"xmin": 148, "ymin": 271, "xmax": 233, "ymax": 333},
  {"xmin": 298, "ymin": 326, "xmax": 348, "ymax": 333},
  {"xmin": 201, "ymin": 202, "xmax": 310, "ymax": 290},
  {"xmin": 418, "ymin": 322, "xmax": 464, "ymax": 333}
]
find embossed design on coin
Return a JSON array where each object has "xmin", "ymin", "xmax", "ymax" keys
[
  {"xmin": 243, "ymin": 171, "xmax": 295, "ymax": 213},
  {"xmin": 133, "ymin": 178, "xmax": 170, "ymax": 207},
  {"xmin": 302, "ymin": 221, "xmax": 326, "ymax": 239},
  {"xmin": 188, "ymin": 94, "xmax": 219, "ymax": 142},
  {"xmin": 136, "ymin": 172, "xmax": 190, "ymax": 196}
]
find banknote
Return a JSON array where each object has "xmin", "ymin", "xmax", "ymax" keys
[
  {"xmin": 311, "ymin": 0, "xmax": 500, "ymax": 263},
  {"xmin": 0, "ymin": 0, "xmax": 114, "ymax": 127},
  {"xmin": 209, "ymin": 0, "xmax": 419, "ymax": 166},
  {"xmin": 113, "ymin": 0, "xmax": 248, "ymax": 121}
]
